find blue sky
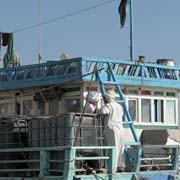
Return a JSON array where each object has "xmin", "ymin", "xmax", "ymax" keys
[{"xmin": 0, "ymin": 0, "xmax": 180, "ymax": 66}]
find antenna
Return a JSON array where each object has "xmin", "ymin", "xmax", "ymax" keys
[{"xmin": 38, "ymin": 0, "xmax": 42, "ymax": 63}]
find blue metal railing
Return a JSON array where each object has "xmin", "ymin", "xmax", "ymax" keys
[
  {"xmin": 1, "ymin": 57, "xmax": 180, "ymax": 90},
  {"xmin": 0, "ymin": 146, "xmax": 116, "ymax": 180},
  {"xmin": 0, "ymin": 145, "xmax": 179, "ymax": 180},
  {"xmin": 0, "ymin": 58, "xmax": 82, "ymax": 90},
  {"xmin": 82, "ymin": 57, "xmax": 180, "ymax": 88}
]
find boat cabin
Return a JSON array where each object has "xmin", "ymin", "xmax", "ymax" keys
[{"xmin": 0, "ymin": 57, "xmax": 179, "ymax": 130}]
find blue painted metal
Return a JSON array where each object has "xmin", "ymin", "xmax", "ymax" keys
[
  {"xmin": 82, "ymin": 57, "xmax": 180, "ymax": 89},
  {"xmin": 74, "ymin": 173, "xmax": 135, "ymax": 180},
  {"xmin": 0, "ymin": 146, "xmax": 120, "ymax": 180},
  {"xmin": 40, "ymin": 150, "xmax": 50, "ymax": 177},
  {"xmin": 0, "ymin": 145, "xmax": 179, "ymax": 180},
  {"xmin": 1, "ymin": 57, "xmax": 180, "ymax": 91},
  {"xmin": 107, "ymin": 147, "xmax": 116, "ymax": 180},
  {"xmin": 0, "ymin": 58, "xmax": 82, "ymax": 91},
  {"xmin": 140, "ymin": 145, "xmax": 180, "ymax": 175},
  {"xmin": 171, "ymin": 147, "xmax": 179, "ymax": 171},
  {"xmin": 135, "ymin": 147, "xmax": 142, "ymax": 172},
  {"xmin": 63, "ymin": 147, "xmax": 76, "ymax": 180}
]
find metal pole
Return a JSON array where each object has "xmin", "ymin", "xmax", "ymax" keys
[
  {"xmin": 38, "ymin": 0, "xmax": 42, "ymax": 64},
  {"xmin": 129, "ymin": 0, "xmax": 134, "ymax": 61}
]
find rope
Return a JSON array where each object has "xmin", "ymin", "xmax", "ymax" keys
[
  {"xmin": 13, "ymin": 0, "xmax": 116, "ymax": 33},
  {"xmin": 73, "ymin": 63, "xmax": 98, "ymax": 146}
]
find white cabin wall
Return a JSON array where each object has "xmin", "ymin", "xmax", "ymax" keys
[
  {"xmin": 178, "ymin": 93, "xmax": 180, "ymax": 127},
  {"xmin": 0, "ymin": 83, "xmax": 179, "ymax": 131},
  {"xmin": 0, "ymin": 92, "xmax": 16, "ymax": 116},
  {"xmin": 61, "ymin": 83, "xmax": 83, "ymax": 113}
]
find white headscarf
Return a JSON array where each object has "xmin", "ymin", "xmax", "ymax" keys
[
  {"xmin": 104, "ymin": 90, "xmax": 116, "ymax": 102},
  {"xmin": 88, "ymin": 91, "xmax": 99, "ymax": 103}
]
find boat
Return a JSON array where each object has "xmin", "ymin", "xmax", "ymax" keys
[
  {"xmin": 0, "ymin": 55, "xmax": 179, "ymax": 180},
  {"xmin": 0, "ymin": 1, "xmax": 180, "ymax": 179}
]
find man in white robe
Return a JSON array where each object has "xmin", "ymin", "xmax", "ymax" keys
[{"xmin": 97, "ymin": 90, "xmax": 125, "ymax": 172}]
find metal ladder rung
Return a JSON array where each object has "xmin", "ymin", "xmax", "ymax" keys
[
  {"xmin": 125, "ymin": 142, "xmax": 141, "ymax": 146},
  {"xmin": 116, "ymin": 100, "xmax": 124, "ymax": 103},
  {"xmin": 140, "ymin": 164, "xmax": 173, "ymax": 167},
  {"xmin": 140, "ymin": 157, "xmax": 171, "ymax": 161},
  {"xmin": 76, "ymin": 156, "xmax": 109, "ymax": 160},
  {"xmin": 123, "ymin": 121, "xmax": 133, "ymax": 125},
  {"xmin": 102, "ymin": 81, "xmax": 119, "ymax": 85}
]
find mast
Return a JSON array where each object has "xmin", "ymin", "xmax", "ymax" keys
[
  {"xmin": 38, "ymin": 0, "xmax": 42, "ymax": 63},
  {"xmin": 129, "ymin": 0, "xmax": 134, "ymax": 61}
]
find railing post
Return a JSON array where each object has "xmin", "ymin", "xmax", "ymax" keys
[
  {"xmin": 39, "ymin": 150, "xmax": 49, "ymax": 178},
  {"xmin": 63, "ymin": 147, "xmax": 76, "ymax": 180},
  {"xmin": 135, "ymin": 146, "xmax": 142, "ymax": 172},
  {"xmin": 172, "ymin": 147, "xmax": 179, "ymax": 171},
  {"xmin": 107, "ymin": 147, "xmax": 116, "ymax": 180}
]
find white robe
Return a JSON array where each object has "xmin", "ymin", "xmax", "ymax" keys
[
  {"xmin": 97, "ymin": 100, "xmax": 125, "ymax": 168},
  {"xmin": 84, "ymin": 102, "xmax": 96, "ymax": 113}
]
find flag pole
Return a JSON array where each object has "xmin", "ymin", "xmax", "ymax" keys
[{"xmin": 129, "ymin": 0, "xmax": 134, "ymax": 61}]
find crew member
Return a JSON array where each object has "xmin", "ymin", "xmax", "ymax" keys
[
  {"xmin": 97, "ymin": 89, "xmax": 125, "ymax": 172},
  {"xmin": 84, "ymin": 91, "xmax": 99, "ymax": 113}
]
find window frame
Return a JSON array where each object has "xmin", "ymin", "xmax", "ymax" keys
[
  {"xmin": 125, "ymin": 89, "xmax": 178, "ymax": 126},
  {"xmin": 127, "ymin": 97, "xmax": 138, "ymax": 122}
]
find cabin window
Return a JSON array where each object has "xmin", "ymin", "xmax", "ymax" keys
[
  {"xmin": 65, "ymin": 98, "xmax": 80, "ymax": 113},
  {"xmin": 141, "ymin": 90, "xmax": 151, "ymax": 95},
  {"xmin": 154, "ymin": 99, "xmax": 163, "ymax": 123},
  {"xmin": 15, "ymin": 102, "xmax": 21, "ymax": 115},
  {"xmin": 36, "ymin": 100, "xmax": 45, "ymax": 115},
  {"xmin": 127, "ymin": 89, "xmax": 138, "ymax": 95},
  {"xmin": 0, "ymin": 103, "xmax": 11, "ymax": 116},
  {"xmin": 23, "ymin": 100, "xmax": 33, "ymax": 116},
  {"xmin": 154, "ymin": 91, "xmax": 164, "ymax": 96},
  {"xmin": 128, "ymin": 99, "xmax": 137, "ymax": 121},
  {"xmin": 141, "ymin": 99, "xmax": 151, "ymax": 122},
  {"xmin": 49, "ymin": 99, "xmax": 59, "ymax": 115},
  {"xmin": 166, "ymin": 100, "xmax": 176, "ymax": 124},
  {"xmin": 166, "ymin": 92, "xmax": 176, "ymax": 97}
]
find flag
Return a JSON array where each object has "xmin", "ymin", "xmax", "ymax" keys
[
  {"xmin": 2, "ymin": 33, "xmax": 10, "ymax": 46},
  {"xmin": 4, "ymin": 33, "xmax": 15, "ymax": 67},
  {"xmin": 0, "ymin": 32, "xmax": 1, "ymax": 60},
  {"xmin": 6, "ymin": 33, "xmax": 14, "ymax": 61},
  {"xmin": 118, "ymin": 0, "xmax": 128, "ymax": 28}
]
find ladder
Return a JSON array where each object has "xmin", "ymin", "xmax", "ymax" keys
[
  {"xmin": 95, "ymin": 62, "xmax": 139, "ymax": 142},
  {"xmin": 95, "ymin": 62, "xmax": 141, "ymax": 170}
]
